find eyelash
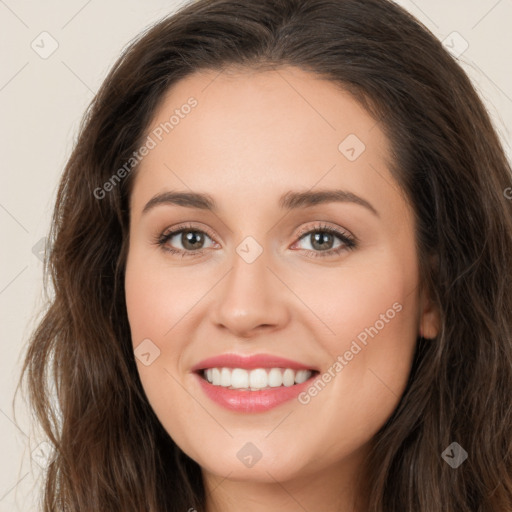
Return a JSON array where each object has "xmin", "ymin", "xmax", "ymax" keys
[{"xmin": 154, "ymin": 222, "xmax": 358, "ymax": 259}]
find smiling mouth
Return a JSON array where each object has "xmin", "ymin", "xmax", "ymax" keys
[{"xmin": 197, "ymin": 367, "xmax": 320, "ymax": 391}]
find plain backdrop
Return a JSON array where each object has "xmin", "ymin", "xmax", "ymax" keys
[{"xmin": 1, "ymin": 0, "xmax": 511, "ymax": 510}]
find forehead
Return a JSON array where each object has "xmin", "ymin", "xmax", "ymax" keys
[{"xmin": 129, "ymin": 65, "xmax": 404, "ymax": 222}]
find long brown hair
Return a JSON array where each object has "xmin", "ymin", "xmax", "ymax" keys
[{"xmin": 17, "ymin": 0, "xmax": 512, "ymax": 510}]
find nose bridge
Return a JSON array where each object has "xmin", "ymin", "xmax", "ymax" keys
[{"xmin": 211, "ymin": 237, "xmax": 289, "ymax": 336}]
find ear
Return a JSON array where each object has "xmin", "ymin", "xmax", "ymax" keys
[{"xmin": 418, "ymin": 286, "xmax": 440, "ymax": 339}]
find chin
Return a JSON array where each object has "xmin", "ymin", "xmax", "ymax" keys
[{"xmin": 181, "ymin": 436, "xmax": 312, "ymax": 483}]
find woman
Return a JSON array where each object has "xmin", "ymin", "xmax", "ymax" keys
[{"xmin": 19, "ymin": 0, "xmax": 512, "ymax": 510}]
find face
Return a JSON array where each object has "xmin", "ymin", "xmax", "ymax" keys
[{"xmin": 124, "ymin": 66, "xmax": 439, "ymax": 489}]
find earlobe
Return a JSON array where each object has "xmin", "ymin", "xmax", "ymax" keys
[{"xmin": 418, "ymin": 290, "xmax": 441, "ymax": 340}]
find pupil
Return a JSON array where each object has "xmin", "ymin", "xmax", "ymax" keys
[
  {"xmin": 312, "ymin": 232, "xmax": 333, "ymax": 250},
  {"xmin": 183, "ymin": 230, "xmax": 203, "ymax": 250}
]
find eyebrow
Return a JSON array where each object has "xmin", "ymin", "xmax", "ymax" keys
[{"xmin": 142, "ymin": 189, "xmax": 379, "ymax": 217}]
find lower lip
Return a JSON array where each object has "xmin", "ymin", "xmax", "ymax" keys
[{"xmin": 193, "ymin": 372, "xmax": 317, "ymax": 413}]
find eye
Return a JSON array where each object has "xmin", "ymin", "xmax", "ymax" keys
[
  {"xmin": 155, "ymin": 223, "xmax": 217, "ymax": 257},
  {"xmin": 291, "ymin": 223, "xmax": 357, "ymax": 258}
]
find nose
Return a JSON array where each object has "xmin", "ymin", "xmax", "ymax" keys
[{"xmin": 210, "ymin": 247, "xmax": 290, "ymax": 339}]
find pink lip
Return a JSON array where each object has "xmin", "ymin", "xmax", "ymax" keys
[
  {"xmin": 192, "ymin": 372, "xmax": 318, "ymax": 413},
  {"xmin": 190, "ymin": 353, "xmax": 317, "ymax": 372}
]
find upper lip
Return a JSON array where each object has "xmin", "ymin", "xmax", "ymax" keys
[{"xmin": 191, "ymin": 353, "xmax": 318, "ymax": 372}]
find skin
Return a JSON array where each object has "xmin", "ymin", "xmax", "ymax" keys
[{"xmin": 124, "ymin": 65, "xmax": 440, "ymax": 512}]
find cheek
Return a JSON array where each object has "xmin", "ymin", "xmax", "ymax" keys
[
  {"xmin": 124, "ymin": 248, "xmax": 206, "ymax": 446},
  {"xmin": 296, "ymin": 255, "xmax": 419, "ymax": 429},
  {"xmin": 124, "ymin": 248, "xmax": 206, "ymax": 344},
  {"xmin": 321, "ymin": 270, "xmax": 416, "ymax": 358}
]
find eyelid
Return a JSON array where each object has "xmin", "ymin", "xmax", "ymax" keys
[
  {"xmin": 159, "ymin": 222, "xmax": 219, "ymax": 243},
  {"xmin": 294, "ymin": 222, "xmax": 355, "ymax": 241}
]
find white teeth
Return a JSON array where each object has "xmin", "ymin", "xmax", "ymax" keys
[
  {"xmin": 268, "ymin": 368, "xmax": 282, "ymax": 387},
  {"xmin": 294, "ymin": 369, "xmax": 310, "ymax": 384},
  {"xmin": 220, "ymin": 368, "xmax": 231, "ymax": 387},
  {"xmin": 282, "ymin": 368, "xmax": 295, "ymax": 387},
  {"xmin": 202, "ymin": 367, "xmax": 314, "ymax": 390},
  {"xmin": 231, "ymin": 368, "xmax": 249, "ymax": 389},
  {"xmin": 249, "ymin": 368, "xmax": 267, "ymax": 389}
]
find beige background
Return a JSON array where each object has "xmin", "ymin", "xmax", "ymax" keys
[{"xmin": 1, "ymin": 0, "xmax": 511, "ymax": 510}]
